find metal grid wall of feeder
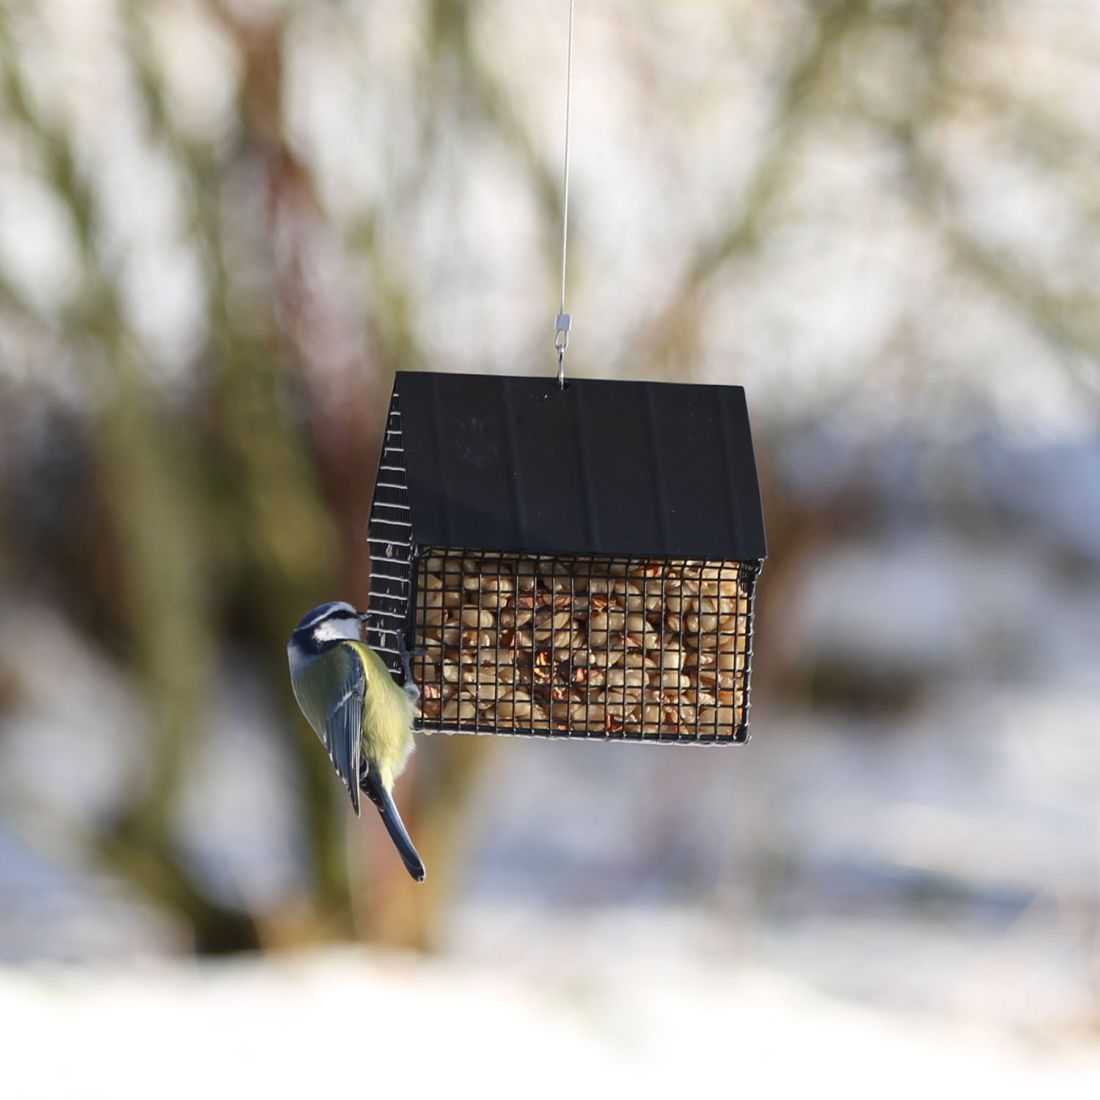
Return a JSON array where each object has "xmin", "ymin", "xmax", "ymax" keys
[{"xmin": 365, "ymin": 372, "xmax": 766, "ymax": 744}]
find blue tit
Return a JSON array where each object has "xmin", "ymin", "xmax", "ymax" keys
[{"xmin": 287, "ymin": 601, "xmax": 425, "ymax": 882}]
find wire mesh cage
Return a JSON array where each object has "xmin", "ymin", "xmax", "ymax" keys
[
  {"xmin": 364, "ymin": 372, "xmax": 766, "ymax": 745},
  {"xmin": 413, "ymin": 550, "xmax": 759, "ymax": 742}
]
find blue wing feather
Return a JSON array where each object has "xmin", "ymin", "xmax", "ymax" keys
[
  {"xmin": 326, "ymin": 663, "xmax": 364, "ymax": 815},
  {"xmin": 292, "ymin": 643, "xmax": 365, "ymax": 815}
]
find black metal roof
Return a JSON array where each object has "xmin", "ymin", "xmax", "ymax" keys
[{"xmin": 389, "ymin": 371, "xmax": 766, "ymax": 561}]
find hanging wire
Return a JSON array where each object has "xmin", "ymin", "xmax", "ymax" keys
[{"xmin": 554, "ymin": 0, "xmax": 576, "ymax": 389}]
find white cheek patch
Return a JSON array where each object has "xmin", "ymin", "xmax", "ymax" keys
[{"xmin": 313, "ymin": 617, "xmax": 362, "ymax": 644}]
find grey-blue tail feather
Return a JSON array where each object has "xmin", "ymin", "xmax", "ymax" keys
[{"xmin": 361, "ymin": 769, "xmax": 426, "ymax": 882}]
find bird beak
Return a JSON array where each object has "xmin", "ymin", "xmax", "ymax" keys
[{"xmin": 358, "ymin": 612, "xmax": 371, "ymax": 623}]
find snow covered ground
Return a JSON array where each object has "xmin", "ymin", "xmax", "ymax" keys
[{"xmin": 3, "ymin": 945, "xmax": 1099, "ymax": 1100}]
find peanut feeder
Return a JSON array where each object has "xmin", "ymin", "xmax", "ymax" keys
[{"xmin": 364, "ymin": 372, "xmax": 766, "ymax": 744}]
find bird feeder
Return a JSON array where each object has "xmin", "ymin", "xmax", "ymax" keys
[{"xmin": 364, "ymin": 371, "xmax": 766, "ymax": 744}]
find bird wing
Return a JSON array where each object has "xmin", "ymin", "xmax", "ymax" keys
[{"xmin": 313, "ymin": 642, "xmax": 366, "ymax": 815}]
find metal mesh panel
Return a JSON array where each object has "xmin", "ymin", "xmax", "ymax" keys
[
  {"xmin": 412, "ymin": 549, "xmax": 761, "ymax": 743},
  {"xmin": 365, "ymin": 389, "xmax": 414, "ymax": 681}
]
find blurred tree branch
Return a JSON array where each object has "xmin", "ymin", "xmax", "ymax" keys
[
  {"xmin": 0, "ymin": 11, "xmax": 225, "ymax": 944},
  {"xmin": 887, "ymin": 0, "xmax": 1100, "ymax": 397},
  {"xmin": 621, "ymin": 0, "xmax": 871, "ymax": 378}
]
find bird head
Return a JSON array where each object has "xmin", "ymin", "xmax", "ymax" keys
[{"xmin": 288, "ymin": 601, "xmax": 365, "ymax": 655}]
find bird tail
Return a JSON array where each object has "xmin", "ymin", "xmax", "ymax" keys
[{"xmin": 361, "ymin": 769, "xmax": 426, "ymax": 882}]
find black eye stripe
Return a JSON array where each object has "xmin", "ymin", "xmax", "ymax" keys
[{"xmin": 316, "ymin": 608, "xmax": 357, "ymax": 624}]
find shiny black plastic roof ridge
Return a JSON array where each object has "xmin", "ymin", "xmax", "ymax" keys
[{"xmin": 390, "ymin": 371, "xmax": 767, "ymax": 561}]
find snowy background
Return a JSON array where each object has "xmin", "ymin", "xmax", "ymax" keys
[{"xmin": 2, "ymin": 0, "xmax": 1100, "ymax": 1094}]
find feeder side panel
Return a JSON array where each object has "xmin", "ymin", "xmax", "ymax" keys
[{"xmin": 365, "ymin": 386, "xmax": 416, "ymax": 684}]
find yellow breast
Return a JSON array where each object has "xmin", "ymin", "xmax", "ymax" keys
[{"xmin": 349, "ymin": 641, "xmax": 416, "ymax": 791}]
